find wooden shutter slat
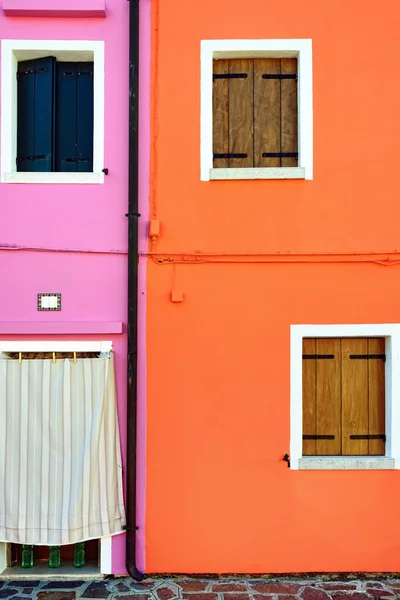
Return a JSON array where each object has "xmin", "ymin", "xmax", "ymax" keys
[
  {"xmin": 212, "ymin": 60, "xmax": 229, "ymax": 168},
  {"xmin": 316, "ymin": 338, "xmax": 341, "ymax": 456},
  {"xmin": 254, "ymin": 59, "xmax": 281, "ymax": 168},
  {"xmin": 55, "ymin": 62, "xmax": 78, "ymax": 172},
  {"xmin": 281, "ymin": 58, "xmax": 298, "ymax": 167},
  {"xmin": 302, "ymin": 338, "xmax": 316, "ymax": 456},
  {"xmin": 17, "ymin": 57, "xmax": 55, "ymax": 172},
  {"xmin": 228, "ymin": 59, "xmax": 253, "ymax": 168},
  {"xmin": 368, "ymin": 338, "xmax": 385, "ymax": 456},
  {"xmin": 76, "ymin": 62, "xmax": 94, "ymax": 173},
  {"xmin": 342, "ymin": 338, "xmax": 369, "ymax": 455}
]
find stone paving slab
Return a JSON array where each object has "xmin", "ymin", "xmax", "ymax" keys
[{"xmin": 0, "ymin": 577, "xmax": 400, "ymax": 600}]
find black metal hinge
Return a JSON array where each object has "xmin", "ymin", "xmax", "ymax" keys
[
  {"xmin": 349, "ymin": 354, "xmax": 386, "ymax": 362},
  {"xmin": 303, "ymin": 435, "xmax": 335, "ymax": 440},
  {"xmin": 262, "ymin": 152, "xmax": 298, "ymax": 159},
  {"xmin": 350, "ymin": 434, "xmax": 386, "ymax": 441},
  {"xmin": 17, "ymin": 67, "xmax": 48, "ymax": 80},
  {"xmin": 213, "ymin": 153, "xmax": 247, "ymax": 159},
  {"xmin": 213, "ymin": 73, "xmax": 248, "ymax": 80},
  {"xmin": 62, "ymin": 158, "xmax": 92, "ymax": 163},
  {"xmin": 262, "ymin": 73, "xmax": 297, "ymax": 80},
  {"xmin": 16, "ymin": 154, "xmax": 47, "ymax": 164},
  {"xmin": 302, "ymin": 354, "xmax": 334, "ymax": 360}
]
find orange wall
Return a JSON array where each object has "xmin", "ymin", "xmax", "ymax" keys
[{"xmin": 146, "ymin": 0, "xmax": 400, "ymax": 572}]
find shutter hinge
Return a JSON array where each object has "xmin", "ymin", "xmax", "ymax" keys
[
  {"xmin": 349, "ymin": 354, "xmax": 386, "ymax": 362},
  {"xmin": 303, "ymin": 435, "xmax": 335, "ymax": 440},
  {"xmin": 62, "ymin": 158, "xmax": 92, "ymax": 163},
  {"xmin": 213, "ymin": 153, "xmax": 247, "ymax": 159},
  {"xmin": 262, "ymin": 73, "xmax": 297, "ymax": 80},
  {"xmin": 349, "ymin": 434, "xmax": 386, "ymax": 441},
  {"xmin": 262, "ymin": 152, "xmax": 298, "ymax": 159},
  {"xmin": 213, "ymin": 73, "xmax": 248, "ymax": 80},
  {"xmin": 16, "ymin": 154, "xmax": 47, "ymax": 165},
  {"xmin": 17, "ymin": 67, "xmax": 49, "ymax": 80},
  {"xmin": 302, "ymin": 354, "xmax": 334, "ymax": 360}
]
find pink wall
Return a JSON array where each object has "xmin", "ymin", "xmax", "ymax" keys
[{"xmin": 0, "ymin": 0, "xmax": 150, "ymax": 574}]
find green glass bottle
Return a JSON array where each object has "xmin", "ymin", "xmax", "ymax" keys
[
  {"xmin": 74, "ymin": 542, "xmax": 85, "ymax": 568},
  {"xmin": 48, "ymin": 546, "xmax": 60, "ymax": 568},
  {"xmin": 21, "ymin": 545, "xmax": 34, "ymax": 568}
]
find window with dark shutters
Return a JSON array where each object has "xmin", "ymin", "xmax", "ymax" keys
[
  {"xmin": 17, "ymin": 57, "xmax": 94, "ymax": 173},
  {"xmin": 212, "ymin": 58, "xmax": 298, "ymax": 169},
  {"xmin": 302, "ymin": 338, "xmax": 386, "ymax": 457}
]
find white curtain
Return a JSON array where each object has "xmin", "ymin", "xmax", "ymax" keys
[{"xmin": 0, "ymin": 355, "xmax": 126, "ymax": 545}]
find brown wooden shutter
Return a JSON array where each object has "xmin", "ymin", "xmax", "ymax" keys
[
  {"xmin": 302, "ymin": 339, "xmax": 340, "ymax": 456},
  {"xmin": 212, "ymin": 60, "xmax": 229, "ymax": 169},
  {"xmin": 368, "ymin": 338, "xmax": 385, "ymax": 455},
  {"xmin": 254, "ymin": 59, "xmax": 281, "ymax": 168},
  {"xmin": 302, "ymin": 338, "xmax": 385, "ymax": 457},
  {"xmin": 302, "ymin": 338, "xmax": 316, "ymax": 456},
  {"xmin": 212, "ymin": 58, "xmax": 298, "ymax": 169},
  {"xmin": 342, "ymin": 338, "xmax": 369, "ymax": 456}
]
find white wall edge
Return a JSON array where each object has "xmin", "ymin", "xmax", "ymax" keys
[
  {"xmin": 210, "ymin": 167, "xmax": 305, "ymax": 180},
  {"xmin": 100, "ymin": 536, "xmax": 112, "ymax": 574},
  {"xmin": 0, "ymin": 341, "xmax": 113, "ymax": 352},
  {"xmin": 298, "ymin": 457, "xmax": 396, "ymax": 470},
  {"xmin": 0, "ymin": 543, "xmax": 6, "ymax": 574}
]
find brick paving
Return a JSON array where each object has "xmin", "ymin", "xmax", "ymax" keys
[{"xmin": 0, "ymin": 577, "xmax": 400, "ymax": 600}]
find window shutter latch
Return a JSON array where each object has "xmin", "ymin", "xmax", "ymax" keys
[{"xmin": 283, "ymin": 453, "xmax": 290, "ymax": 468}]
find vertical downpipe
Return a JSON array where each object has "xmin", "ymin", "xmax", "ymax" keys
[{"xmin": 126, "ymin": 0, "xmax": 144, "ymax": 581}]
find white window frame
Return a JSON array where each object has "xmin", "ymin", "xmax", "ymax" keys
[
  {"xmin": 0, "ymin": 340, "xmax": 113, "ymax": 575},
  {"xmin": 1, "ymin": 39, "xmax": 105, "ymax": 185},
  {"xmin": 200, "ymin": 39, "xmax": 313, "ymax": 181},
  {"xmin": 290, "ymin": 324, "xmax": 400, "ymax": 470}
]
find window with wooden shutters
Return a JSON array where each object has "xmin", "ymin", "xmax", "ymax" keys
[
  {"xmin": 212, "ymin": 58, "xmax": 298, "ymax": 169},
  {"xmin": 17, "ymin": 57, "xmax": 94, "ymax": 173},
  {"xmin": 302, "ymin": 338, "xmax": 386, "ymax": 457}
]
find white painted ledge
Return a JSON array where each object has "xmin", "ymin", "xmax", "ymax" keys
[
  {"xmin": 210, "ymin": 167, "xmax": 305, "ymax": 180},
  {"xmin": 3, "ymin": 172, "xmax": 104, "ymax": 184},
  {"xmin": 298, "ymin": 457, "xmax": 395, "ymax": 470}
]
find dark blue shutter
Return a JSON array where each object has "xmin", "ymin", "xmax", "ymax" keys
[
  {"xmin": 55, "ymin": 62, "xmax": 94, "ymax": 172},
  {"xmin": 17, "ymin": 57, "xmax": 55, "ymax": 172}
]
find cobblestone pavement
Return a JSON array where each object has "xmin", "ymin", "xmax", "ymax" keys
[{"xmin": 1, "ymin": 577, "xmax": 400, "ymax": 600}]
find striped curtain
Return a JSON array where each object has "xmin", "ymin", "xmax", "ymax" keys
[{"xmin": 0, "ymin": 355, "xmax": 126, "ymax": 545}]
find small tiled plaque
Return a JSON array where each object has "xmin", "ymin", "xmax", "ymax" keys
[{"xmin": 38, "ymin": 293, "xmax": 61, "ymax": 311}]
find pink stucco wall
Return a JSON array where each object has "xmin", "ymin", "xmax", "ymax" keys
[{"xmin": 0, "ymin": 0, "xmax": 150, "ymax": 574}]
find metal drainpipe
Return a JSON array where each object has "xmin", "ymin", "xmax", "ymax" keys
[{"xmin": 126, "ymin": 0, "xmax": 144, "ymax": 581}]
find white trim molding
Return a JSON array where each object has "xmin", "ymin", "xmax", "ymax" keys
[
  {"xmin": 200, "ymin": 38, "xmax": 313, "ymax": 181},
  {"xmin": 1, "ymin": 39, "xmax": 105, "ymax": 185},
  {"xmin": 290, "ymin": 324, "xmax": 400, "ymax": 470}
]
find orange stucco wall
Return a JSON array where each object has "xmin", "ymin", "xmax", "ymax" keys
[{"xmin": 145, "ymin": 0, "xmax": 400, "ymax": 572}]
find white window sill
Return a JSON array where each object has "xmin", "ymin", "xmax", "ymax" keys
[
  {"xmin": 2, "ymin": 172, "xmax": 104, "ymax": 184},
  {"xmin": 298, "ymin": 456, "xmax": 395, "ymax": 470},
  {"xmin": 209, "ymin": 167, "xmax": 305, "ymax": 180}
]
